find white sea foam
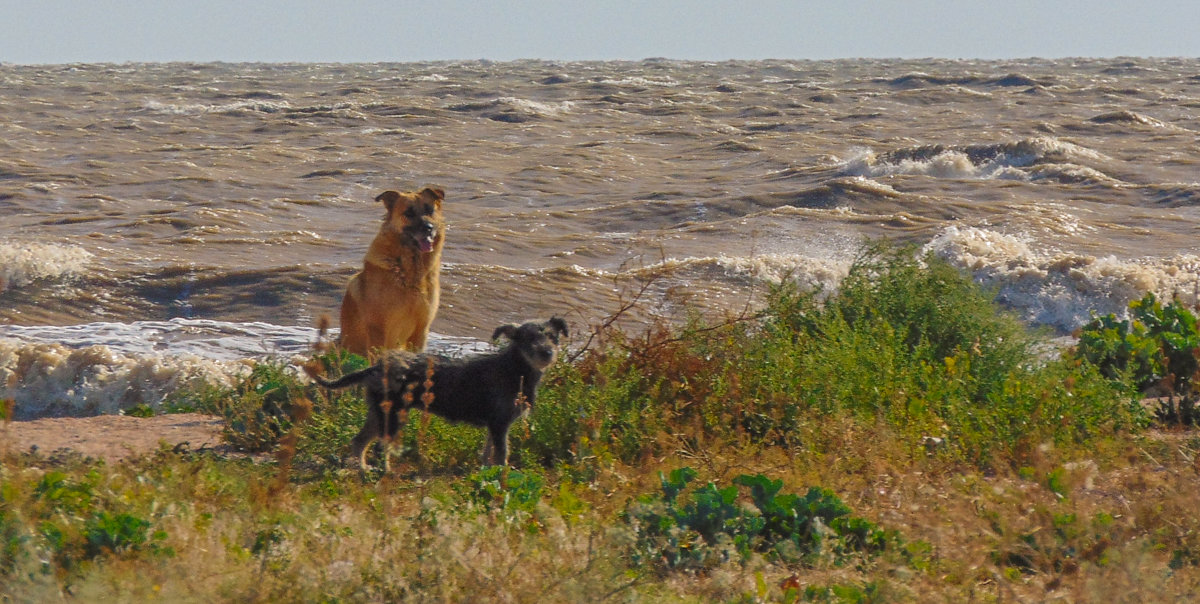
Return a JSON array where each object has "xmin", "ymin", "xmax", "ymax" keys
[
  {"xmin": 842, "ymin": 137, "xmax": 1109, "ymax": 182},
  {"xmin": 0, "ymin": 319, "xmax": 489, "ymax": 363},
  {"xmin": 0, "ymin": 319, "xmax": 318, "ymax": 361},
  {"xmin": 1026, "ymin": 163, "xmax": 1123, "ymax": 185},
  {"xmin": 597, "ymin": 76, "xmax": 679, "ymax": 87},
  {"xmin": 636, "ymin": 254, "xmax": 849, "ymax": 292},
  {"xmin": 925, "ymin": 226, "xmax": 1200, "ymax": 331},
  {"xmin": 0, "ymin": 319, "xmax": 492, "ymax": 418},
  {"xmin": 0, "ymin": 338, "xmax": 245, "ymax": 419},
  {"xmin": 0, "ymin": 241, "xmax": 93, "ymax": 291},
  {"xmin": 825, "ymin": 175, "xmax": 903, "ymax": 197},
  {"xmin": 142, "ymin": 99, "xmax": 292, "ymax": 115},
  {"xmin": 496, "ymin": 97, "xmax": 575, "ymax": 116},
  {"xmin": 847, "ymin": 149, "xmax": 1028, "ymax": 180}
]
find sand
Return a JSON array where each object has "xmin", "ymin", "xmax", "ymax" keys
[{"xmin": 1, "ymin": 413, "xmax": 227, "ymax": 462}]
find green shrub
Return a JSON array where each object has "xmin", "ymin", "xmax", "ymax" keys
[
  {"xmin": 123, "ymin": 403, "xmax": 156, "ymax": 418},
  {"xmin": 743, "ymin": 242, "xmax": 1141, "ymax": 465},
  {"xmin": 762, "ymin": 241, "xmax": 1033, "ymax": 412},
  {"xmin": 514, "ymin": 347, "xmax": 666, "ymax": 468},
  {"xmin": 624, "ymin": 467, "xmax": 901, "ymax": 573},
  {"xmin": 36, "ymin": 470, "xmax": 97, "ymax": 516},
  {"xmin": 506, "ymin": 241, "xmax": 1144, "ymax": 472},
  {"xmin": 167, "ymin": 350, "xmax": 370, "ymax": 462}
]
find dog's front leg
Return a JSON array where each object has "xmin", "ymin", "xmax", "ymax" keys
[
  {"xmin": 480, "ymin": 438, "xmax": 493, "ymax": 466},
  {"xmin": 486, "ymin": 422, "xmax": 511, "ymax": 467}
]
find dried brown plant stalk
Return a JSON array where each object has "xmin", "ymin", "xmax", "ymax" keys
[
  {"xmin": 312, "ymin": 313, "xmax": 334, "ymax": 355},
  {"xmin": 565, "ymin": 245, "xmax": 764, "ymax": 365},
  {"xmin": 417, "ymin": 357, "xmax": 436, "ymax": 445},
  {"xmin": 267, "ymin": 395, "xmax": 313, "ymax": 501},
  {"xmin": 517, "ymin": 377, "xmax": 532, "ymax": 440}
]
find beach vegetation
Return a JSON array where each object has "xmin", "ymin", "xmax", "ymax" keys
[
  {"xmin": 1074, "ymin": 292, "xmax": 1200, "ymax": 424},
  {"xmin": 3, "ymin": 241, "xmax": 1198, "ymax": 601}
]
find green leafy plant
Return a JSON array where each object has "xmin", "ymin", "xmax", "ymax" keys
[
  {"xmin": 36, "ymin": 471, "xmax": 97, "ymax": 516},
  {"xmin": 457, "ymin": 467, "xmax": 544, "ymax": 514},
  {"xmin": 84, "ymin": 512, "xmax": 152, "ymax": 557},
  {"xmin": 1076, "ymin": 292, "xmax": 1200, "ymax": 423},
  {"xmin": 625, "ymin": 468, "xmax": 901, "ymax": 572}
]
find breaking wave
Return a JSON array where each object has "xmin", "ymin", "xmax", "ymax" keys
[
  {"xmin": 926, "ymin": 226, "xmax": 1200, "ymax": 331},
  {"xmin": 142, "ymin": 99, "xmax": 292, "ymax": 116},
  {"xmin": 0, "ymin": 339, "xmax": 244, "ymax": 419},
  {"xmin": 841, "ymin": 137, "xmax": 1111, "ymax": 182},
  {"xmin": 1090, "ymin": 110, "xmax": 1172, "ymax": 129},
  {"xmin": 636, "ymin": 254, "xmax": 849, "ymax": 290},
  {"xmin": 446, "ymin": 96, "xmax": 575, "ymax": 122},
  {"xmin": 0, "ymin": 241, "xmax": 93, "ymax": 291}
]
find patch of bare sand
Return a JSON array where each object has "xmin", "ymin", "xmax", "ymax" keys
[{"xmin": 1, "ymin": 413, "xmax": 227, "ymax": 462}]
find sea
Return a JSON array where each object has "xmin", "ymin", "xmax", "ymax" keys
[{"xmin": 3, "ymin": 58, "xmax": 1199, "ymax": 418}]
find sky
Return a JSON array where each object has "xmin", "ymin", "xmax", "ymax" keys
[{"xmin": 2, "ymin": 1, "xmax": 1199, "ymax": 64}]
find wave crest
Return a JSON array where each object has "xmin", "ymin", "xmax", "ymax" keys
[
  {"xmin": 926, "ymin": 226, "xmax": 1200, "ymax": 331},
  {"xmin": 841, "ymin": 137, "xmax": 1110, "ymax": 181},
  {"xmin": 0, "ymin": 339, "xmax": 244, "ymax": 419},
  {"xmin": 0, "ymin": 241, "xmax": 93, "ymax": 291}
]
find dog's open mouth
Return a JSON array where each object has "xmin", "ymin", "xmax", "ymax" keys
[{"xmin": 418, "ymin": 235, "xmax": 436, "ymax": 253}]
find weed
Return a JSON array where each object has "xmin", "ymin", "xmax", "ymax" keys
[
  {"xmin": 84, "ymin": 511, "xmax": 154, "ymax": 557},
  {"xmin": 122, "ymin": 403, "xmax": 156, "ymax": 418},
  {"xmin": 0, "ymin": 508, "xmax": 24, "ymax": 577},
  {"xmin": 625, "ymin": 467, "xmax": 901, "ymax": 573},
  {"xmin": 1075, "ymin": 292, "xmax": 1200, "ymax": 424}
]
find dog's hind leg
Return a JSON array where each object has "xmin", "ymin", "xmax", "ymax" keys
[
  {"xmin": 337, "ymin": 289, "xmax": 368, "ymax": 355},
  {"xmin": 350, "ymin": 428, "xmax": 375, "ymax": 474},
  {"xmin": 350, "ymin": 399, "xmax": 385, "ymax": 473}
]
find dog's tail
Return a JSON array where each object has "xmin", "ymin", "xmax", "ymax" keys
[{"xmin": 302, "ymin": 361, "xmax": 379, "ymax": 390}]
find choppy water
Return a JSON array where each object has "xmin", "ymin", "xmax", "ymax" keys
[{"xmin": 3, "ymin": 58, "xmax": 1200, "ymax": 417}]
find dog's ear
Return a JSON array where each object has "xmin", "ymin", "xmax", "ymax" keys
[
  {"xmin": 491, "ymin": 324, "xmax": 518, "ymax": 342},
  {"xmin": 375, "ymin": 190, "xmax": 402, "ymax": 213},
  {"xmin": 546, "ymin": 317, "xmax": 569, "ymax": 339},
  {"xmin": 419, "ymin": 187, "xmax": 445, "ymax": 209}
]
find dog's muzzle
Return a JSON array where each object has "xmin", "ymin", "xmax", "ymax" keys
[{"xmin": 414, "ymin": 221, "xmax": 437, "ymax": 253}]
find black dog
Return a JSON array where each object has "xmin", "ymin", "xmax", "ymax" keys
[{"xmin": 308, "ymin": 317, "xmax": 567, "ymax": 471}]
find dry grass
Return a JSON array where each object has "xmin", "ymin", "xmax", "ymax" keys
[{"xmin": 5, "ymin": 434, "xmax": 1199, "ymax": 602}]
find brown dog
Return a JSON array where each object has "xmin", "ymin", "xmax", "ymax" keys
[{"xmin": 338, "ymin": 187, "xmax": 445, "ymax": 356}]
